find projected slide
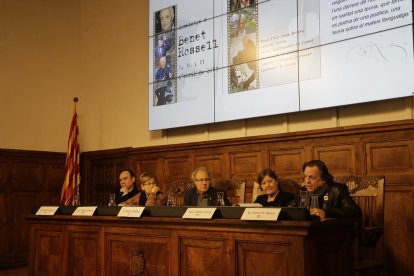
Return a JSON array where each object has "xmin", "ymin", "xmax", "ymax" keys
[{"xmin": 149, "ymin": 0, "xmax": 414, "ymax": 130}]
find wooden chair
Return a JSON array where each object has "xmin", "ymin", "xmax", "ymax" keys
[
  {"xmin": 335, "ymin": 175, "xmax": 385, "ymax": 276},
  {"xmin": 211, "ymin": 179, "xmax": 246, "ymax": 205},
  {"xmin": 163, "ymin": 178, "xmax": 193, "ymax": 206}
]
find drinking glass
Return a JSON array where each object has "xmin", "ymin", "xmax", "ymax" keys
[
  {"xmin": 108, "ymin": 193, "xmax": 116, "ymax": 206},
  {"xmin": 166, "ymin": 193, "xmax": 176, "ymax": 206},
  {"xmin": 73, "ymin": 191, "xmax": 80, "ymax": 206},
  {"xmin": 299, "ymin": 190, "xmax": 308, "ymax": 208}
]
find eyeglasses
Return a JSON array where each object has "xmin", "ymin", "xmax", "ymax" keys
[
  {"xmin": 195, "ymin": 178, "xmax": 211, "ymax": 183},
  {"xmin": 143, "ymin": 182, "xmax": 157, "ymax": 186}
]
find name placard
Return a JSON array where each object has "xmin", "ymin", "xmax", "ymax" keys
[
  {"xmin": 237, "ymin": 203, "xmax": 262, "ymax": 207},
  {"xmin": 117, "ymin": 206, "xmax": 145, "ymax": 218},
  {"xmin": 182, "ymin": 208, "xmax": 216, "ymax": 219},
  {"xmin": 72, "ymin": 206, "xmax": 97, "ymax": 216},
  {"xmin": 241, "ymin": 208, "xmax": 281, "ymax": 221},
  {"xmin": 35, "ymin": 206, "xmax": 59, "ymax": 216}
]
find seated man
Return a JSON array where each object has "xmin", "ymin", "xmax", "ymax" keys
[
  {"xmin": 183, "ymin": 167, "xmax": 231, "ymax": 206},
  {"xmin": 115, "ymin": 170, "xmax": 165, "ymax": 206},
  {"xmin": 115, "ymin": 169, "xmax": 141, "ymax": 206},
  {"xmin": 300, "ymin": 160, "xmax": 361, "ymax": 219}
]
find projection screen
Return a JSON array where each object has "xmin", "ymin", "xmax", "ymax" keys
[{"xmin": 149, "ymin": 0, "xmax": 414, "ymax": 130}]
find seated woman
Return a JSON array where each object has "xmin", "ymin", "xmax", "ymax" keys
[
  {"xmin": 138, "ymin": 172, "xmax": 166, "ymax": 206},
  {"xmin": 254, "ymin": 168, "xmax": 295, "ymax": 207},
  {"xmin": 115, "ymin": 170, "xmax": 165, "ymax": 206}
]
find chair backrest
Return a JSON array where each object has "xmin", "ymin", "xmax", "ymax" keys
[
  {"xmin": 211, "ymin": 179, "xmax": 245, "ymax": 205},
  {"xmin": 164, "ymin": 178, "xmax": 193, "ymax": 206},
  {"xmin": 334, "ymin": 175, "xmax": 385, "ymax": 228}
]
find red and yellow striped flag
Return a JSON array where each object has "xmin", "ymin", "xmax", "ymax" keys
[{"xmin": 60, "ymin": 99, "xmax": 80, "ymax": 205}]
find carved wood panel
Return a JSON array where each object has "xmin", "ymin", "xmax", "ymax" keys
[
  {"xmin": 133, "ymin": 159, "xmax": 159, "ymax": 179},
  {"xmin": 194, "ymin": 154, "xmax": 226, "ymax": 179},
  {"xmin": 0, "ymin": 150, "xmax": 66, "ymax": 268},
  {"xmin": 105, "ymin": 232, "xmax": 170, "ymax": 275},
  {"xmin": 237, "ymin": 240, "xmax": 294, "ymax": 275},
  {"xmin": 384, "ymin": 185, "xmax": 414, "ymax": 275},
  {"xmin": 229, "ymin": 151, "xmax": 261, "ymax": 178},
  {"xmin": 180, "ymin": 237, "xmax": 226, "ymax": 276},
  {"xmin": 366, "ymin": 140, "xmax": 414, "ymax": 175},
  {"xmin": 12, "ymin": 162, "xmax": 44, "ymax": 191},
  {"xmin": 67, "ymin": 227, "xmax": 101, "ymax": 276},
  {"xmin": 33, "ymin": 228, "xmax": 65, "ymax": 276},
  {"xmin": 269, "ymin": 148, "xmax": 305, "ymax": 177},
  {"xmin": 313, "ymin": 144, "xmax": 356, "ymax": 176},
  {"xmin": 164, "ymin": 157, "xmax": 191, "ymax": 182},
  {"xmin": 12, "ymin": 193, "xmax": 38, "ymax": 260},
  {"xmin": 89, "ymin": 158, "xmax": 127, "ymax": 205}
]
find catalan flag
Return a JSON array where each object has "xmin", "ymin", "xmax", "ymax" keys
[{"xmin": 60, "ymin": 98, "xmax": 80, "ymax": 205}]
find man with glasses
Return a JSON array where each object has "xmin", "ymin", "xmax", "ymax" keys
[{"xmin": 183, "ymin": 167, "xmax": 231, "ymax": 206}]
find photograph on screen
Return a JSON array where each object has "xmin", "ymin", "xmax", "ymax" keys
[
  {"xmin": 230, "ymin": 0, "xmax": 256, "ymax": 11},
  {"xmin": 154, "ymin": 6, "xmax": 176, "ymax": 34},
  {"xmin": 228, "ymin": 5, "xmax": 258, "ymax": 93},
  {"xmin": 153, "ymin": 79, "xmax": 177, "ymax": 106},
  {"xmin": 154, "ymin": 32, "xmax": 175, "ymax": 60}
]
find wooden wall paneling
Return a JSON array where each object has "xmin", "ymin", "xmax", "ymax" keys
[
  {"xmin": 12, "ymin": 193, "xmax": 39, "ymax": 262},
  {"xmin": 30, "ymin": 226, "xmax": 65, "ymax": 276},
  {"xmin": 88, "ymin": 158, "xmax": 127, "ymax": 205},
  {"xmin": 0, "ymin": 150, "xmax": 66, "ymax": 269},
  {"xmin": 42, "ymin": 162, "xmax": 65, "ymax": 205},
  {"xmin": 384, "ymin": 184, "xmax": 414, "ymax": 275},
  {"xmin": 268, "ymin": 148, "xmax": 306, "ymax": 177},
  {"xmin": 11, "ymin": 161, "xmax": 44, "ymax": 191},
  {"xmin": 354, "ymin": 142, "xmax": 367, "ymax": 175},
  {"xmin": 180, "ymin": 237, "xmax": 227, "ymax": 276},
  {"xmin": 236, "ymin": 239, "xmax": 302, "ymax": 276},
  {"xmin": 194, "ymin": 154, "xmax": 226, "ymax": 180},
  {"xmin": 78, "ymin": 119, "xmax": 414, "ymax": 275},
  {"xmin": 313, "ymin": 144, "xmax": 357, "ymax": 176},
  {"xmin": 366, "ymin": 140, "xmax": 414, "ymax": 175},
  {"xmin": 164, "ymin": 156, "xmax": 192, "ymax": 183},
  {"xmin": 229, "ymin": 151, "xmax": 262, "ymax": 178},
  {"xmin": 133, "ymin": 159, "xmax": 159, "ymax": 178},
  {"xmin": 0, "ymin": 192, "xmax": 11, "ymax": 263},
  {"xmin": 105, "ymin": 231, "xmax": 171, "ymax": 275},
  {"xmin": 67, "ymin": 226, "xmax": 102, "ymax": 276},
  {"xmin": 0, "ymin": 160, "xmax": 7, "ymax": 191}
]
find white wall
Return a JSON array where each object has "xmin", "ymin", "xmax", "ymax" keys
[{"xmin": 0, "ymin": 0, "xmax": 412, "ymax": 152}]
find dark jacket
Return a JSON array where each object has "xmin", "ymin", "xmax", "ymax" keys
[
  {"xmin": 183, "ymin": 187, "xmax": 231, "ymax": 206},
  {"xmin": 115, "ymin": 185, "xmax": 141, "ymax": 205},
  {"xmin": 303, "ymin": 182, "xmax": 362, "ymax": 219},
  {"xmin": 254, "ymin": 191, "xmax": 295, "ymax": 207}
]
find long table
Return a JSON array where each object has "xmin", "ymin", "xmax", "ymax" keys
[{"xmin": 27, "ymin": 211, "xmax": 354, "ymax": 276}]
